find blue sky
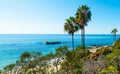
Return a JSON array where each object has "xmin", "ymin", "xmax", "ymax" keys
[{"xmin": 0, "ymin": 0, "xmax": 120, "ymax": 34}]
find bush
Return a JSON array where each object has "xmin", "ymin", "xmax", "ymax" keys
[
  {"xmin": 106, "ymin": 49, "xmax": 120, "ymax": 64},
  {"xmin": 98, "ymin": 65, "xmax": 118, "ymax": 74},
  {"xmin": 111, "ymin": 55, "xmax": 120, "ymax": 72},
  {"xmin": 97, "ymin": 47, "xmax": 112, "ymax": 55},
  {"xmin": 4, "ymin": 64, "xmax": 15, "ymax": 71},
  {"xmin": 60, "ymin": 46, "xmax": 89, "ymax": 74},
  {"xmin": 20, "ymin": 52, "xmax": 31, "ymax": 61},
  {"xmin": 83, "ymin": 56, "xmax": 106, "ymax": 74},
  {"xmin": 113, "ymin": 38, "xmax": 120, "ymax": 49}
]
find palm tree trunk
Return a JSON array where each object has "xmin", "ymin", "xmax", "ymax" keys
[
  {"xmin": 72, "ymin": 34, "xmax": 74, "ymax": 51},
  {"xmin": 81, "ymin": 30, "xmax": 82, "ymax": 47},
  {"xmin": 115, "ymin": 33, "xmax": 116, "ymax": 42},
  {"xmin": 81, "ymin": 29, "xmax": 84, "ymax": 49},
  {"xmin": 113, "ymin": 34, "xmax": 116, "ymax": 43},
  {"xmin": 83, "ymin": 27, "xmax": 85, "ymax": 50},
  {"xmin": 113, "ymin": 34, "xmax": 115, "ymax": 43}
]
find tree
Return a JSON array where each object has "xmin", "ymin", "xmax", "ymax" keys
[
  {"xmin": 54, "ymin": 46, "xmax": 68, "ymax": 73},
  {"xmin": 76, "ymin": 5, "xmax": 91, "ymax": 49},
  {"xmin": 64, "ymin": 17, "xmax": 78, "ymax": 50},
  {"xmin": 111, "ymin": 28, "xmax": 118, "ymax": 42},
  {"xmin": 20, "ymin": 52, "xmax": 31, "ymax": 62},
  {"xmin": 3, "ymin": 64, "xmax": 15, "ymax": 71},
  {"xmin": 16, "ymin": 52, "xmax": 43, "ymax": 74}
]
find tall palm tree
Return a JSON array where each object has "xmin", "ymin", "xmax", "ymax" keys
[
  {"xmin": 111, "ymin": 28, "xmax": 118, "ymax": 42},
  {"xmin": 64, "ymin": 17, "xmax": 78, "ymax": 50},
  {"xmin": 75, "ymin": 5, "xmax": 91, "ymax": 49}
]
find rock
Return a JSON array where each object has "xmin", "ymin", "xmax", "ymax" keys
[{"xmin": 45, "ymin": 41, "xmax": 61, "ymax": 44}]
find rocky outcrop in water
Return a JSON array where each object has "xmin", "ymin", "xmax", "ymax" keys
[{"xmin": 45, "ymin": 41, "xmax": 61, "ymax": 44}]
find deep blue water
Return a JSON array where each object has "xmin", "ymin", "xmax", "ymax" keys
[{"xmin": 0, "ymin": 34, "xmax": 120, "ymax": 70}]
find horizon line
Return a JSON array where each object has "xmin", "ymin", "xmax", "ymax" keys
[{"xmin": 0, "ymin": 33, "xmax": 119, "ymax": 35}]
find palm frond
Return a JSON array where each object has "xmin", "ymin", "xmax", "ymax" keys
[
  {"xmin": 64, "ymin": 17, "xmax": 79, "ymax": 34},
  {"xmin": 75, "ymin": 5, "xmax": 91, "ymax": 29}
]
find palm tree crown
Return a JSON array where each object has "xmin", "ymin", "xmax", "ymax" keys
[
  {"xmin": 111, "ymin": 28, "xmax": 118, "ymax": 42},
  {"xmin": 76, "ymin": 5, "xmax": 91, "ymax": 29},
  {"xmin": 64, "ymin": 17, "xmax": 78, "ymax": 35},
  {"xmin": 111, "ymin": 28, "xmax": 118, "ymax": 34}
]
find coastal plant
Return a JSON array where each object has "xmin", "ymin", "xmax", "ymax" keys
[
  {"xmin": 75, "ymin": 4, "xmax": 91, "ymax": 49},
  {"xmin": 106, "ymin": 39, "xmax": 120, "ymax": 66},
  {"xmin": 54, "ymin": 46, "xmax": 68, "ymax": 73},
  {"xmin": 20, "ymin": 52, "xmax": 31, "ymax": 62},
  {"xmin": 97, "ymin": 47, "xmax": 112, "ymax": 55},
  {"xmin": 60, "ymin": 46, "xmax": 90, "ymax": 74},
  {"xmin": 106, "ymin": 49, "xmax": 120, "ymax": 62},
  {"xmin": 83, "ymin": 55, "xmax": 106, "ymax": 74},
  {"xmin": 3, "ymin": 51, "xmax": 49, "ymax": 74},
  {"xmin": 16, "ymin": 52, "xmax": 33, "ymax": 70},
  {"xmin": 60, "ymin": 58, "xmax": 83, "ymax": 74},
  {"xmin": 64, "ymin": 17, "xmax": 78, "ymax": 50},
  {"xmin": 111, "ymin": 55, "xmax": 120, "ymax": 73},
  {"xmin": 111, "ymin": 28, "xmax": 118, "ymax": 43},
  {"xmin": 112, "ymin": 38, "xmax": 120, "ymax": 49},
  {"xmin": 98, "ymin": 65, "xmax": 118, "ymax": 74},
  {"xmin": 31, "ymin": 52, "xmax": 42, "ymax": 59},
  {"xmin": 3, "ymin": 64, "xmax": 15, "ymax": 71}
]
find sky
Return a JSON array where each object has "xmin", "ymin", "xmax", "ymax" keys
[{"xmin": 0, "ymin": 0, "xmax": 120, "ymax": 34}]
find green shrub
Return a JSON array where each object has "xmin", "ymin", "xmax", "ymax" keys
[
  {"xmin": 113, "ymin": 38, "xmax": 120, "ymax": 49},
  {"xmin": 111, "ymin": 55, "xmax": 120, "ymax": 71},
  {"xmin": 60, "ymin": 46, "xmax": 88, "ymax": 74},
  {"xmin": 108, "ymin": 65, "xmax": 117, "ymax": 70},
  {"xmin": 107, "ymin": 49, "xmax": 120, "ymax": 63},
  {"xmin": 20, "ymin": 52, "xmax": 31, "ymax": 61},
  {"xmin": 98, "ymin": 65, "xmax": 118, "ymax": 74},
  {"xmin": 75, "ymin": 45, "xmax": 85, "ymax": 50},
  {"xmin": 4, "ymin": 64, "xmax": 15, "ymax": 71},
  {"xmin": 97, "ymin": 47, "xmax": 112, "ymax": 55}
]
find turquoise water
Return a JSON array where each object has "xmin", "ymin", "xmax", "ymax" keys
[{"xmin": 0, "ymin": 34, "xmax": 120, "ymax": 70}]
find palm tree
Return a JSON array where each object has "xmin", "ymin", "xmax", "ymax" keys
[
  {"xmin": 111, "ymin": 28, "xmax": 118, "ymax": 42},
  {"xmin": 64, "ymin": 17, "xmax": 78, "ymax": 50},
  {"xmin": 75, "ymin": 5, "xmax": 91, "ymax": 49}
]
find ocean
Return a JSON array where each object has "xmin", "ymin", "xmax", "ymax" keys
[{"xmin": 0, "ymin": 34, "xmax": 120, "ymax": 70}]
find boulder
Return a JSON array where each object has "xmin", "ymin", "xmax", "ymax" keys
[{"xmin": 45, "ymin": 41, "xmax": 61, "ymax": 44}]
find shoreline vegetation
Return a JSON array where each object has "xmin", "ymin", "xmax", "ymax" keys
[{"xmin": 0, "ymin": 4, "xmax": 120, "ymax": 74}]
